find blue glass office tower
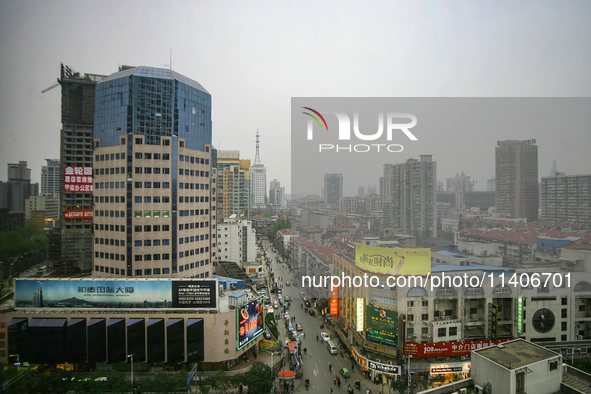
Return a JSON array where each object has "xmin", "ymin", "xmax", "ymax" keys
[{"xmin": 92, "ymin": 67, "xmax": 217, "ymax": 278}]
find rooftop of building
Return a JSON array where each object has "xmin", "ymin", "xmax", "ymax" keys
[
  {"xmin": 100, "ymin": 66, "xmax": 209, "ymax": 94},
  {"xmin": 474, "ymin": 339, "xmax": 559, "ymax": 370}
]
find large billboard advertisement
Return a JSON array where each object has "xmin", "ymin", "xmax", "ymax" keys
[
  {"xmin": 404, "ymin": 339, "xmax": 513, "ymax": 357},
  {"xmin": 355, "ymin": 244, "xmax": 430, "ymax": 275},
  {"xmin": 14, "ymin": 279, "xmax": 217, "ymax": 310},
  {"xmin": 237, "ymin": 296, "xmax": 265, "ymax": 350},
  {"xmin": 64, "ymin": 167, "xmax": 93, "ymax": 193},
  {"xmin": 366, "ymin": 306, "xmax": 398, "ymax": 347}
]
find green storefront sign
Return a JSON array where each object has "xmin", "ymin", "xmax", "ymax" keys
[
  {"xmin": 517, "ymin": 295, "xmax": 523, "ymax": 334},
  {"xmin": 365, "ymin": 306, "xmax": 398, "ymax": 347}
]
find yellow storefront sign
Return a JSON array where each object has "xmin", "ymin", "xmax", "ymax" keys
[{"xmin": 355, "ymin": 244, "xmax": 430, "ymax": 275}]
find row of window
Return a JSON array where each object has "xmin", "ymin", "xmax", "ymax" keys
[
  {"xmin": 96, "ymin": 210, "xmax": 125, "ymax": 217},
  {"xmin": 179, "ymin": 196, "xmax": 215, "ymax": 203},
  {"xmin": 179, "ymin": 234, "xmax": 209, "ymax": 244},
  {"xmin": 179, "ymin": 261, "xmax": 210, "ymax": 272},
  {"xmin": 178, "ymin": 169, "xmax": 209, "ymax": 177},
  {"xmin": 134, "ymin": 152, "xmax": 170, "ymax": 160},
  {"xmin": 131, "ymin": 167, "xmax": 172, "ymax": 174},
  {"xmin": 134, "ymin": 196, "xmax": 171, "ymax": 203},
  {"xmin": 135, "ymin": 210, "xmax": 170, "ymax": 218},
  {"xmin": 95, "ymin": 224, "xmax": 125, "ymax": 232},
  {"xmin": 134, "ymin": 254, "xmax": 169, "ymax": 261},
  {"xmin": 178, "ymin": 247, "xmax": 210, "ymax": 258},
  {"xmin": 134, "ymin": 137, "xmax": 171, "ymax": 146},
  {"xmin": 95, "ymin": 167, "xmax": 125, "ymax": 175},
  {"xmin": 179, "ymin": 183, "xmax": 209, "ymax": 190},
  {"xmin": 135, "ymin": 182, "xmax": 170, "ymax": 189},
  {"xmin": 95, "ymin": 153, "xmax": 126, "ymax": 162},
  {"xmin": 179, "ymin": 155, "xmax": 209, "ymax": 165},
  {"xmin": 96, "ymin": 196, "xmax": 125, "ymax": 203},
  {"xmin": 95, "ymin": 251, "xmax": 126, "ymax": 261},
  {"xmin": 134, "ymin": 225, "xmax": 170, "ymax": 232},
  {"xmin": 179, "ymin": 222, "xmax": 215, "ymax": 231},
  {"xmin": 95, "ymin": 265, "xmax": 127, "ymax": 275},
  {"xmin": 97, "ymin": 182, "xmax": 126, "ymax": 189},
  {"xmin": 95, "ymin": 238, "xmax": 125, "ymax": 246},
  {"xmin": 134, "ymin": 239, "xmax": 170, "ymax": 247}
]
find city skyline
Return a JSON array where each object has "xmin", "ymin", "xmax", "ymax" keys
[{"xmin": 1, "ymin": 1, "xmax": 591, "ymax": 194}]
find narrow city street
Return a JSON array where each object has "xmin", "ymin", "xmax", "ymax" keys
[{"xmin": 262, "ymin": 240, "xmax": 381, "ymax": 394}]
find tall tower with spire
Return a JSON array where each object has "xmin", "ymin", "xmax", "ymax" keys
[{"xmin": 251, "ymin": 130, "xmax": 267, "ymax": 206}]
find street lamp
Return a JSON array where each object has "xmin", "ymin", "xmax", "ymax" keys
[
  {"xmin": 570, "ymin": 348, "xmax": 581, "ymax": 365},
  {"xmin": 127, "ymin": 354, "xmax": 134, "ymax": 392}
]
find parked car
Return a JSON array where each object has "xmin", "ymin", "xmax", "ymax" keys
[{"xmin": 286, "ymin": 281, "xmax": 290, "ymax": 286}]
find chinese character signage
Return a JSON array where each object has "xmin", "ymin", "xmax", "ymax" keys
[
  {"xmin": 64, "ymin": 167, "xmax": 93, "ymax": 192},
  {"xmin": 356, "ymin": 298, "xmax": 364, "ymax": 331},
  {"xmin": 355, "ymin": 244, "xmax": 431, "ymax": 275},
  {"xmin": 237, "ymin": 296, "xmax": 265, "ymax": 350},
  {"xmin": 330, "ymin": 287, "xmax": 338, "ymax": 316},
  {"xmin": 404, "ymin": 338, "xmax": 513, "ymax": 357},
  {"xmin": 63, "ymin": 210, "xmax": 93, "ymax": 219},
  {"xmin": 352, "ymin": 348, "xmax": 400, "ymax": 375},
  {"xmin": 14, "ymin": 278, "xmax": 217, "ymax": 310},
  {"xmin": 366, "ymin": 306, "xmax": 398, "ymax": 347}
]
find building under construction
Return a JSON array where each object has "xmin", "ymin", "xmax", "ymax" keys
[{"xmin": 58, "ymin": 64, "xmax": 106, "ymax": 273}]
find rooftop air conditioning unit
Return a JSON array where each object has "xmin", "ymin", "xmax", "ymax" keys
[
  {"xmin": 470, "ymin": 315, "xmax": 476, "ymax": 319},
  {"xmin": 474, "ymin": 385, "xmax": 484, "ymax": 394},
  {"xmin": 409, "ymin": 322, "xmax": 414, "ymax": 326},
  {"xmin": 423, "ymin": 321, "xmax": 429, "ymax": 325}
]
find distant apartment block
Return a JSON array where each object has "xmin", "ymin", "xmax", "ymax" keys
[
  {"xmin": 542, "ymin": 173, "xmax": 591, "ymax": 229},
  {"xmin": 383, "ymin": 155, "xmax": 437, "ymax": 235},
  {"xmin": 324, "ymin": 173, "xmax": 343, "ymax": 205},
  {"xmin": 495, "ymin": 140, "xmax": 538, "ymax": 222}
]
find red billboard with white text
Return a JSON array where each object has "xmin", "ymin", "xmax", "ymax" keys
[
  {"xmin": 64, "ymin": 167, "xmax": 93, "ymax": 193},
  {"xmin": 330, "ymin": 287, "xmax": 338, "ymax": 316},
  {"xmin": 64, "ymin": 210, "xmax": 93, "ymax": 219}
]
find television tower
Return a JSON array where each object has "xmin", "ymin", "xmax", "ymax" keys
[{"xmin": 254, "ymin": 129, "xmax": 261, "ymax": 165}]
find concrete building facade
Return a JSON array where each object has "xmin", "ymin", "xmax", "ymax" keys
[{"xmin": 541, "ymin": 173, "xmax": 591, "ymax": 229}]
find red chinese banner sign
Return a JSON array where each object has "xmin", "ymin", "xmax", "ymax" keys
[
  {"xmin": 64, "ymin": 210, "xmax": 93, "ymax": 219},
  {"xmin": 64, "ymin": 167, "xmax": 93, "ymax": 192},
  {"xmin": 405, "ymin": 338, "xmax": 513, "ymax": 357},
  {"xmin": 330, "ymin": 287, "xmax": 338, "ymax": 316}
]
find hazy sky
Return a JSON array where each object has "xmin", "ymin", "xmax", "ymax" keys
[{"xmin": 1, "ymin": 0, "xmax": 590, "ymax": 193}]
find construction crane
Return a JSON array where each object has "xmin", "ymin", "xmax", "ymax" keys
[{"xmin": 41, "ymin": 82, "xmax": 59, "ymax": 94}]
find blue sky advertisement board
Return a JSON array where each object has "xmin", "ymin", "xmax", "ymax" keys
[
  {"xmin": 14, "ymin": 278, "xmax": 217, "ymax": 310},
  {"xmin": 237, "ymin": 296, "xmax": 265, "ymax": 350}
]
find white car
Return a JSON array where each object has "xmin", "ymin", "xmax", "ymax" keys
[{"xmin": 321, "ymin": 332, "xmax": 330, "ymax": 342}]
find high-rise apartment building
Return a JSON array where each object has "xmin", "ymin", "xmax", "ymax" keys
[
  {"xmin": 41, "ymin": 159, "xmax": 61, "ymax": 194},
  {"xmin": 59, "ymin": 64, "xmax": 106, "ymax": 272},
  {"xmin": 0, "ymin": 161, "xmax": 38, "ymax": 212},
  {"xmin": 541, "ymin": 173, "xmax": 591, "ymax": 229},
  {"xmin": 92, "ymin": 66, "xmax": 217, "ymax": 279},
  {"xmin": 383, "ymin": 155, "xmax": 437, "ymax": 235},
  {"xmin": 324, "ymin": 173, "xmax": 343, "ymax": 205},
  {"xmin": 217, "ymin": 151, "xmax": 251, "ymax": 219},
  {"xmin": 495, "ymin": 140, "xmax": 539, "ymax": 222},
  {"xmin": 269, "ymin": 179, "xmax": 285, "ymax": 206},
  {"xmin": 251, "ymin": 131, "xmax": 267, "ymax": 206},
  {"xmin": 487, "ymin": 177, "xmax": 496, "ymax": 192}
]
